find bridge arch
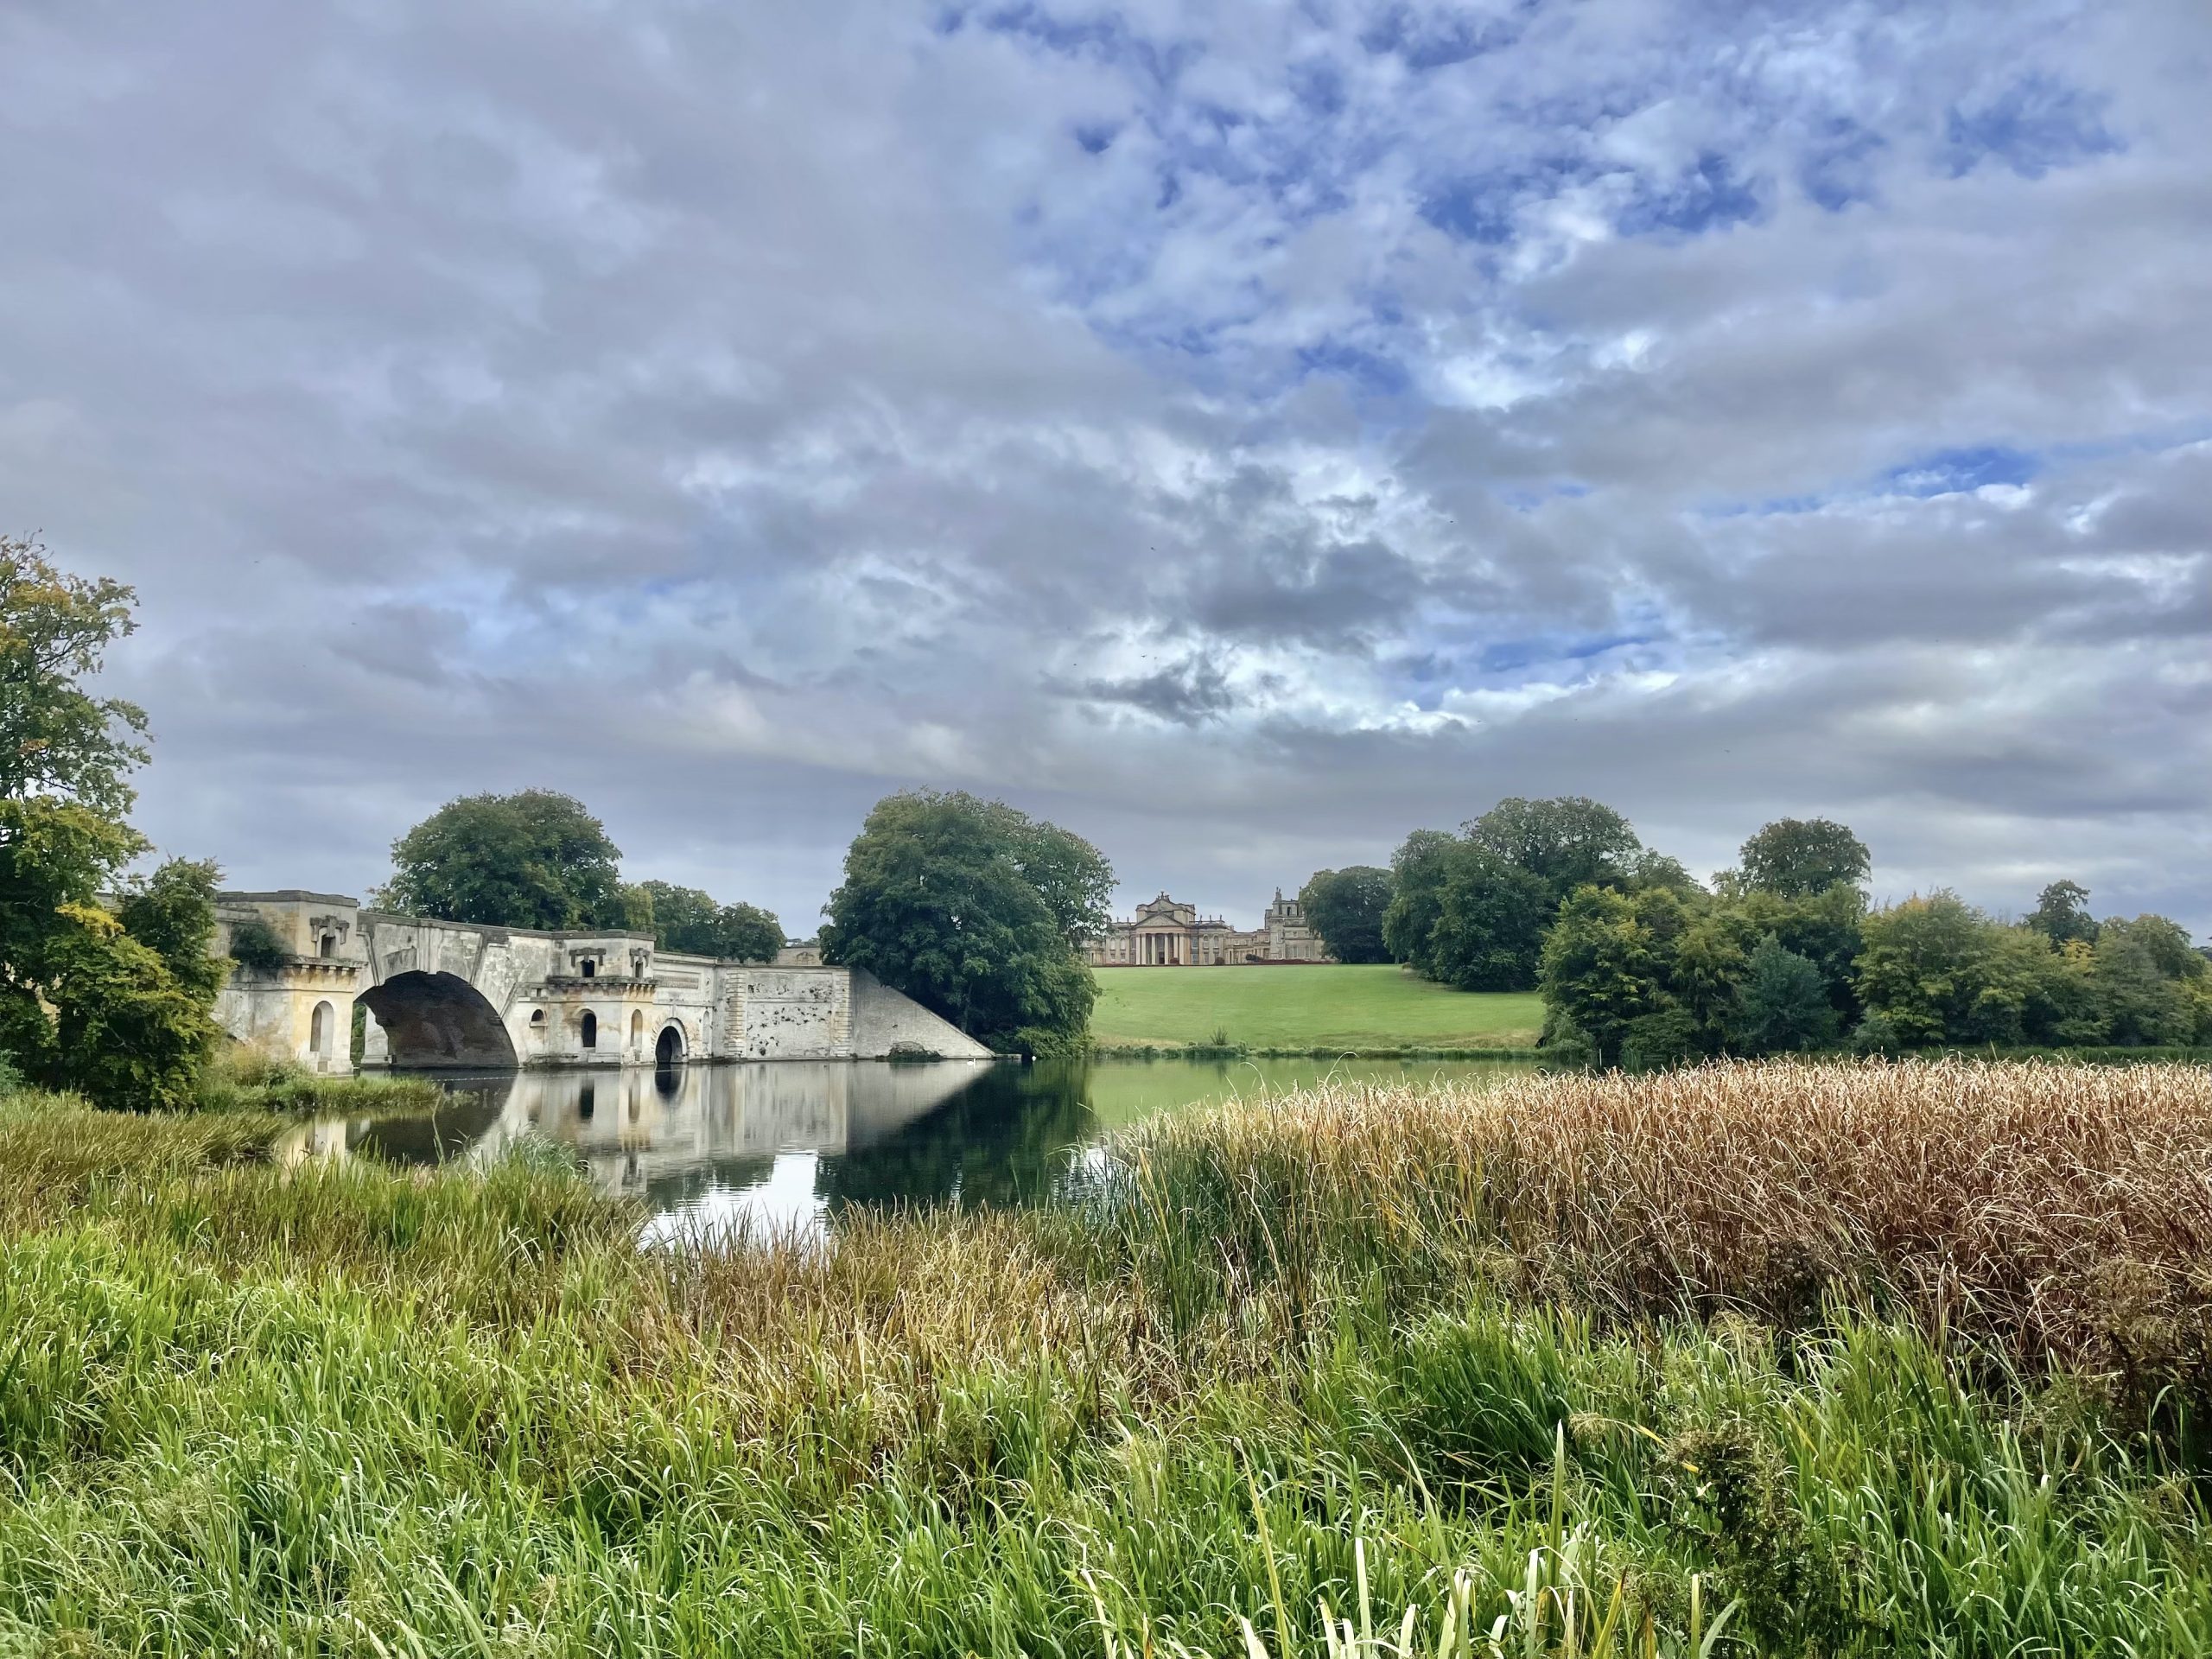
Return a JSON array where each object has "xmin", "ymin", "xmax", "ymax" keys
[
  {"xmin": 655, "ymin": 1022, "xmax": 687, "ymax": 1065},
  {"xmin": 357, "ymin": 971, "xmax": 518, "ymax": 1070}
]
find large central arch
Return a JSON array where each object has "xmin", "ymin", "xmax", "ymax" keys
[{"xmin": 358, "ymin": 970, "xmax": 518, "ymax": 1070}]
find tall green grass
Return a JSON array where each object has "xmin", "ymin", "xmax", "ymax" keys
[{"xmin": 2, "ymin": 1062, "xmax": 2210, "ymax": 1655}]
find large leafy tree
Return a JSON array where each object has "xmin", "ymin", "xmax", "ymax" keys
[
  {"xmin": 818, "ymin": 791, "xmax": 1105, "ymax": 1054},
  {"xmin": 0, "ymin": 536, "xmax": 221, "ymax": 1108},
  {"xmin": 1299, "ymin": 866, "xmax": 1392, "ymax": 963},
  {"xmin": 1726, "ymin": 937, "xmax": 1840, "ymax": 1055},
  {"xmin": 378, "ymin": 791, "xmax": 626, "ymax": 930},
  {"xmin": 1427, "ymin": 846, "xmax": 1551, "ymax": 991},
  {"xmin": 2025, "ymin": 880, "xmax": 2099, "ymax": 947},
  {"xmin": 1537, "ymin": 887, "xmax": 1676, "ymax": 1068},
  {"xmin": 638, "ymin": 880, "xmax": 783, "ymax": 961},
  {"xmin": 1465, "ymin": 797, "xmax": 1642, "ymax": 905},
  {"xmin": 1737, "ymin": 817, "xmax": 1871, "ymax": 899},
  {"xmin": 1380, "ymin": 829, "xmax": 1458, "ymax": 973}
]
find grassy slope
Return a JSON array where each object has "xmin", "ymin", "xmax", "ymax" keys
[
  {"xmin": 1089, "ymin": 961, "xmax": 1543, "ymax": 1049},
  {"xmin": 3, "ymin": 1062, "xmax": 2211, "ymax": 1655}
]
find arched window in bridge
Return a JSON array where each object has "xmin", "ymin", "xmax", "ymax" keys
[
  {"xmin": 630, "ymin": 1009, "xmax": 644, "ymax": 1047},
  {"xmin": 310, "ymin": 1001, "xmax": 334, "ymax": 1056},
  {"xmin": 581, "ymin": 1010, "xmax": 598, "ymax": 1049},
  {"xmin": 530, "ymin": 1007, "xmax": 545, "ymax": 1027}
]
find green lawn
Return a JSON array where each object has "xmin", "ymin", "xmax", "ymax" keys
[{"xmin": 1088, "ymin": 962, "xmax": 1542, "ymax": 1050}]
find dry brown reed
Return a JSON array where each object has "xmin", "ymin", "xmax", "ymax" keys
[{"xmin": 1120, "ymin": 1058, "xmax": 2212, "ymax": 1402}]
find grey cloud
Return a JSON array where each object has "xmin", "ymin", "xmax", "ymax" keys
[
  {"xmin": 1059, "ymin": 655, "xmax": 1243, "ymax": 725},
  {"xmin": 2, "ymin": 0, "xmax": 2208, "ymax": 938}
]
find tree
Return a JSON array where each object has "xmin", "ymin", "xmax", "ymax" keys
[
  {"xmin": 996, "ymin": 805, "xmax": 1116, "ymax": 947},
  {"xmin": 1465, "ymin": 797, "xmax": 1641, "ymax": 904},
  {"xmin": 1538, "ymin": 887, "xmax": 1676, "ymax": 1068},
  {"xmin": 1727, "ymin": 937, "xmax": 1839, "ymax": 1055},
  {"xmin": 1738, "ymin": 817, "xmax": 1871, "ymax": 899},
  {"xmin": 2088, "ymin": 917, "xmax": 2205, "ymax": 1047},
  {"xmin": 379, "ymin": 791, "xmax": 625, "ymax": 931},
  {"xmin": 1734, "ymin": 884, "xmax": 1866, "ymax": 1020},
  {"xmin": 0, "ymin": 536, "xmax": 221, "ymax": 1109},
  {"xmin": 710, "ymin": 901, "xmax": 785, "ymax": 963},
  {"xmin": 818, "ymin": 791, "xmax": 1105, "ymax": 1054},
  {"xmin": 2025, "ymin": 880, "xmax": 2099, "ymax": 947},
  {"xmin": 1299, "ymin": 866, "xmax": 1391, "ymax": 963},
  {"xmin": 1381, "ymin": 829, "xmax": 1458, "ymax": 973},
  {"xmin": 1427, "ymin": 847, "xmax": 1550, "ymax": 991}
]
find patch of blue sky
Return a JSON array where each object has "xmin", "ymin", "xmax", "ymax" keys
[
  {"xmin": 1478, "ymin": 630, "xmax": 1652, "ymax": 674},
  {"xmin": 1883, "ymin": 445, "xmax": 2041, "ymax": 497},
  {"xmin": 1495, "ymin": 481, "xmax": 1591, "ymax": 512},
  {"xmin": 968, "ymin": 3, "xmax": 1198, "ymax": 92},
  {"xmin": 1695, "ymin": 445, "xmax": 2044, "ymax": 520},
  {"xmin": 1293, "ymin": 338, "xmax": 1412, "ymax": 399},
  {"xmin": 1358, "ymin": 3, "xmax": 1532, "ymax": 71},
  {"xmin": 1798, "ymin": 117, "xmax": 1886, "ymax": 211},
  {"xmin": 1616, "ymin": 152, "xmax": 1768, "ymax": 238},
  {"xmin": 1942, "ymin": 73, "xmax": 2120, "ymax": 180}
]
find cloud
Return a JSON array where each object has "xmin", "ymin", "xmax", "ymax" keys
[{"xmin": 1, "ymin": 0, "xmax": 2207, "ymax": 938}]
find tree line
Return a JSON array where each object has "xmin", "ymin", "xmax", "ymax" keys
[{"xmin": 1294, "ymin": 799, "xmax": 2211, "ymax": 1065}]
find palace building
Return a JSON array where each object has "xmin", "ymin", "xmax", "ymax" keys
[{"xmin": 1086, "ymin": 889, "xmax": 1329, "ymax": 967}]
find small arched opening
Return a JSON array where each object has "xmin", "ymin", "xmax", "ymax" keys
[
  {"xmin": 654, "ymin": 1024, "xmax": 686, "ymax": 1067},
  {"xmin": 629, "ymin": 1009, "xmax": 645, "ymax": 1050},
  {"xmin": 581, "ymin": 1009, "xmax": 598, "ymax": 1050},
  {"xmin": 309, "ymin": 1000, "xmax": 334, "ymax": 1062}
]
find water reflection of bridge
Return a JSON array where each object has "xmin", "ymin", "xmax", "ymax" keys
[{"xmin": 278, "ymin": 1058, "xmax": 1042, "ymax": 1217}]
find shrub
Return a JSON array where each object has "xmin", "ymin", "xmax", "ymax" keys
[
  {"xmin": 226, "ymin": 915, "xmax": 289, "ymax": 974},
  {"xmin": 1726, "ymin": 936, "xmax": 1838, "ymax": 1055}
]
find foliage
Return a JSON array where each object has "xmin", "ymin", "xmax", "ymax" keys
[
  {"xmin": 1389, "ymin": 800, "xmax": 1685, "ymax": 995},
  {"xmin": 0, "ymin": 538, "xmax": 225, "ymax": 1109},
  {"xmin": 1536, "ymin": 887, "xmax": 1676, "ymax": 1068},
  {"xmin": 0, "ymin": 533, "xmax": 149, "ymax": 816},
  {"xmin": 1379, "ymin": 828, "xmax": 1457, "ymax": 970},
  {"xmin": 1297, "ymin": 866, "xmax": 1391, "ymax": 963},
  {"xmin": 1464, "ymin": 795, "xmax": 1642, "ymax": 905},
  {"xmin": 40, "ymin": 919, "xmax": 223, "ymax": 1111},
  {"xmin": 2027, "ymin": 879, "xmax": 2100, "ymax": 946},
  {"xmin": 1427, "ymin": 845, "xmax": 1551, "ymax": 990},
  {"xmin": 377, "ymin": 789, "xmax": 626, "ymax": 930},
  {"xmin": 7, "ymin": 1064, "xmax": 2212, "ymax": 1652},
  {"xmin": 1734, "ymin": 817, "xmax": 1872, "ymax": 898},
  {"xmin": 1726, "ymin": 937, "xmax": 1839, "ymax": 1055},
  {"xmin": 637, "ymin": 879, "xmax": 785, "ymax": 961},
  {"xmin": 225, "ymin": 913, "xmax": 289, "ymax": 974},
  {"xmin": 820, "ymin": 791, "xmax": 1104, "ymax": 1053}
]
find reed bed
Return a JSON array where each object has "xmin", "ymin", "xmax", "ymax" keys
[
  {"xmin": 1, "ymin": 1060, "xmax": 2209, "ymax": 1655},
  {"xmin": 1107, "ymin": 1058, "xmax": 2212, "ymax": 1406}
]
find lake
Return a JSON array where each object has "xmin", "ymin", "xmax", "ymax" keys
[{"xmin": 276, "ymin": 1056, "xmax": 1534, "ymax": 1236}]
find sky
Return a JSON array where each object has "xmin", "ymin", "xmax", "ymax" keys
[{"xmin": 3, "ymin": 0, "xmax": 2208, "ymax": 939}]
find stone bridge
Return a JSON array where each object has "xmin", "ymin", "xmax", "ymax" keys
[{"xmin": 213, "ymin": 891, "xmax": 996, "ymax": 1073}]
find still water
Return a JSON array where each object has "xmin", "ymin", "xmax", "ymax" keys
[{"xmin": 279, "ymin": 1056, "xmax": 1532, "ymax": 1236}]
